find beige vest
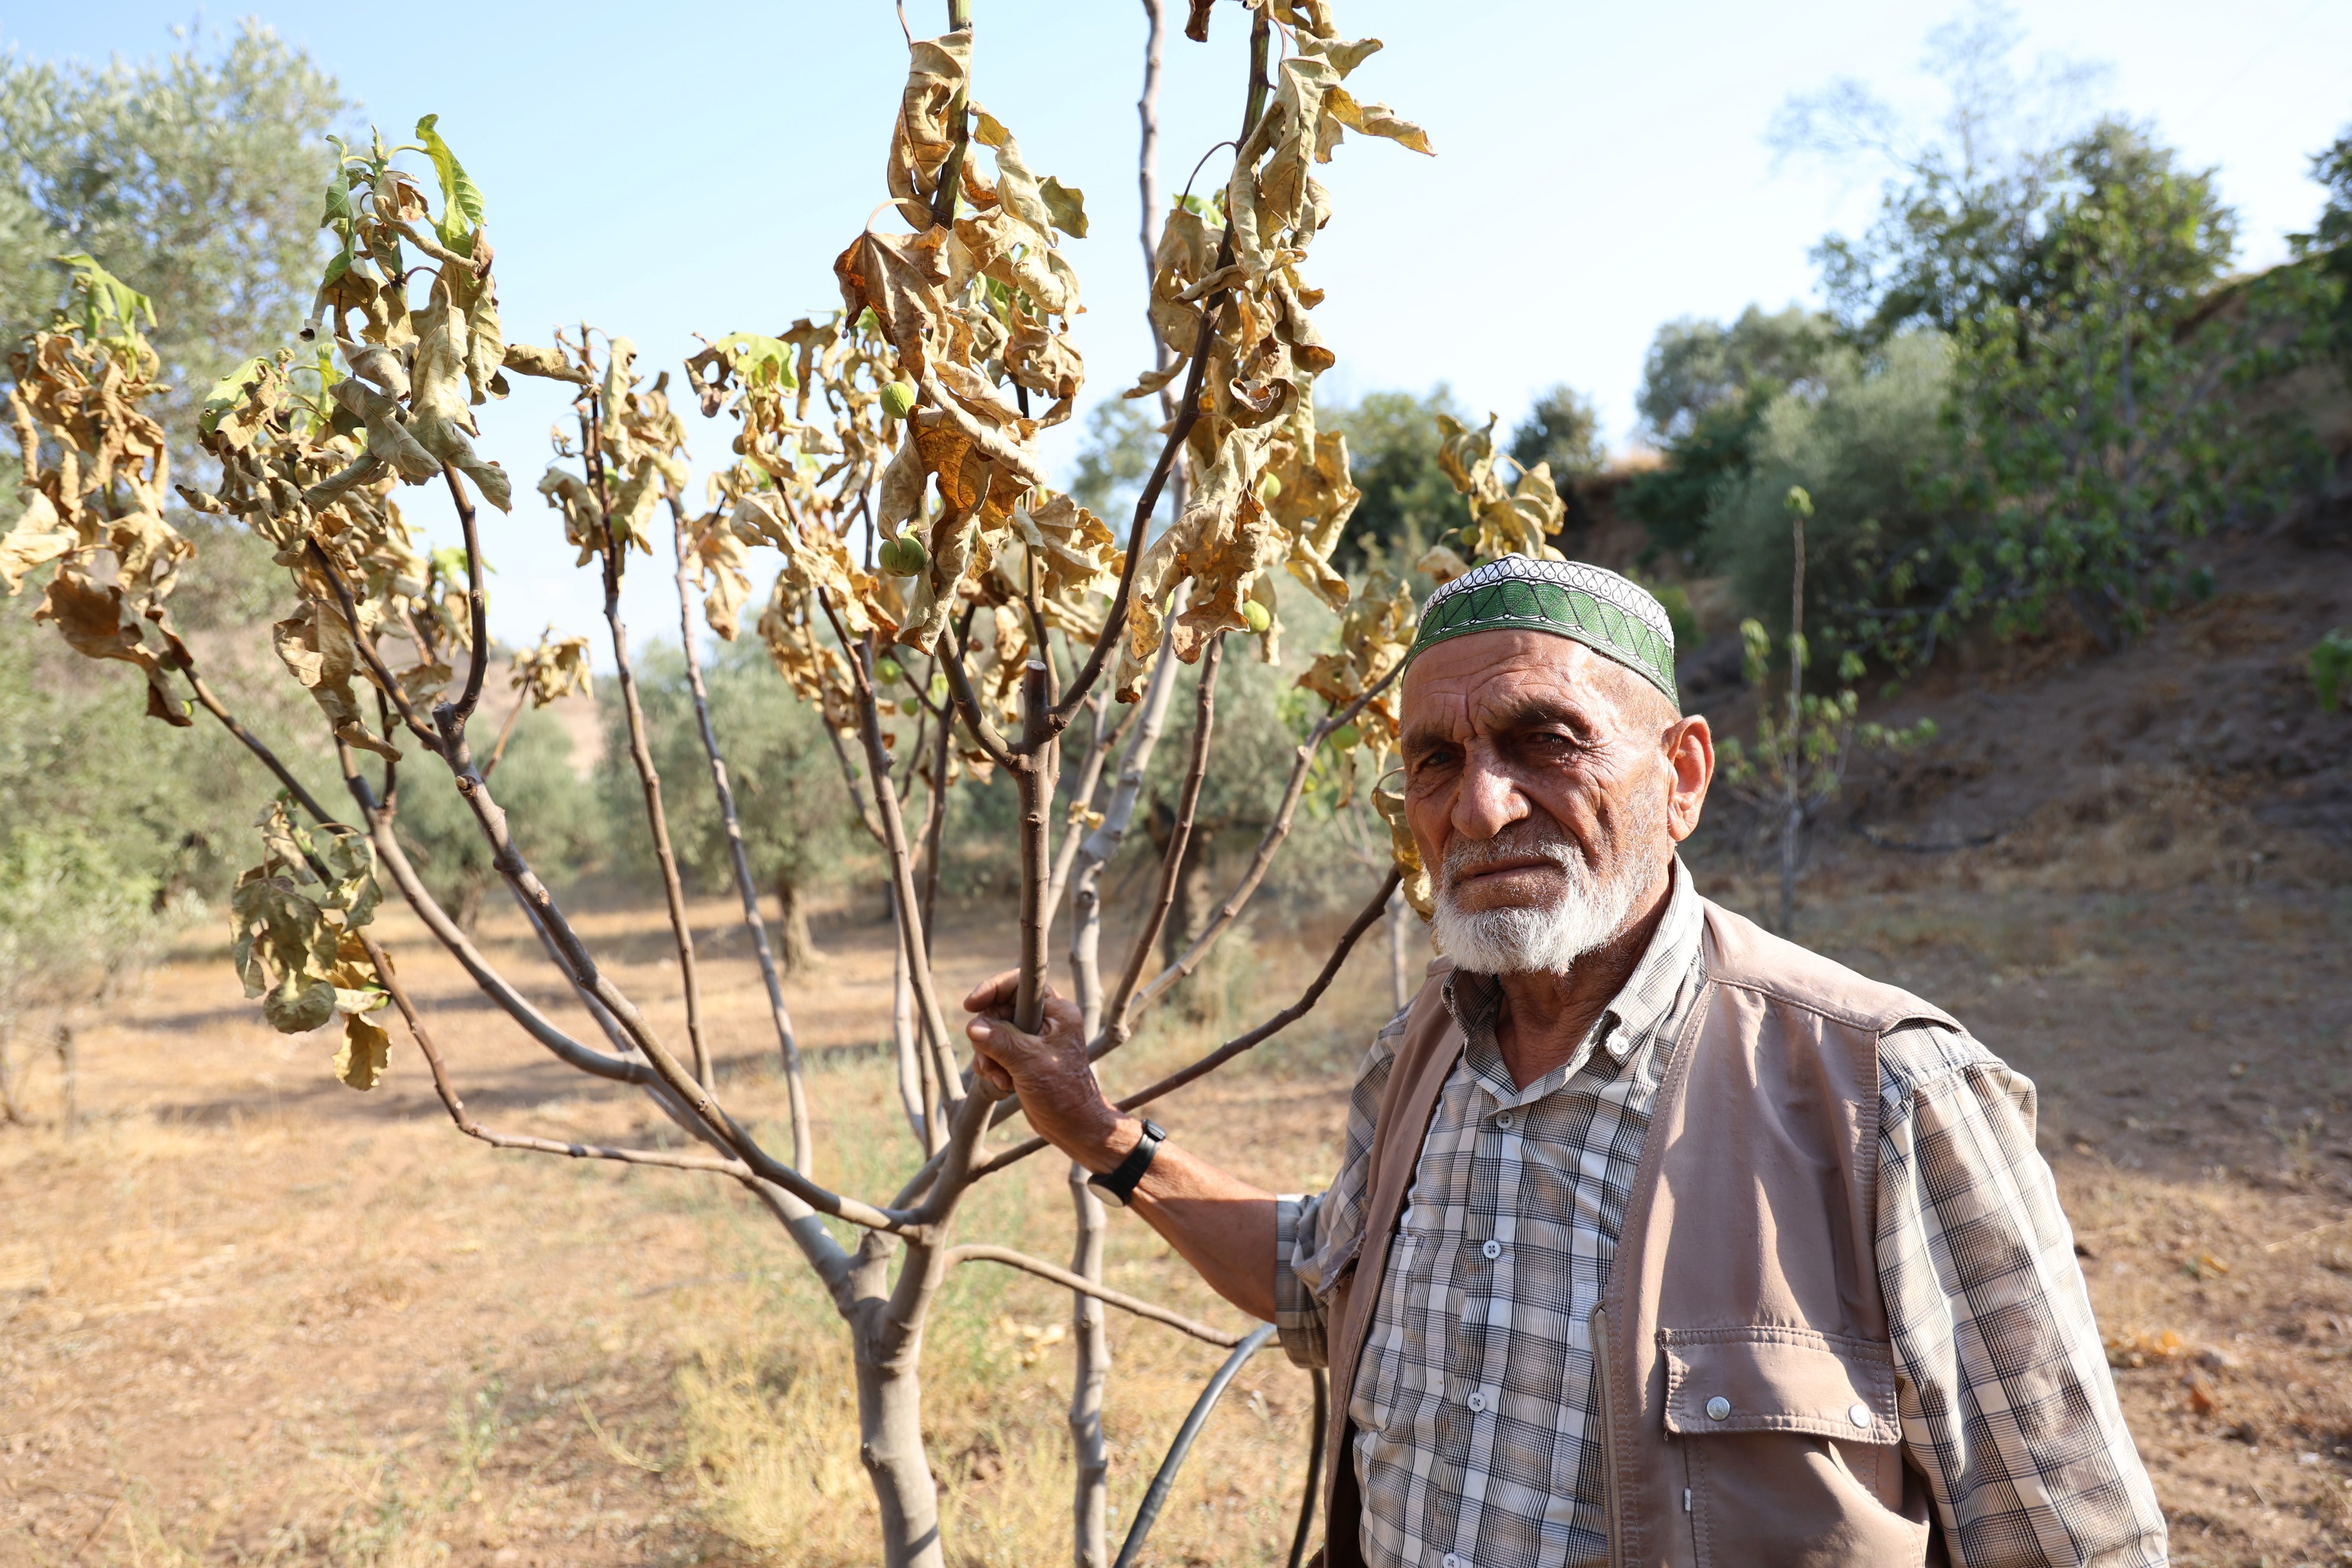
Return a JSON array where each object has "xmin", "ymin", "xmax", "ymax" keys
[{"xmin": 1317, "ymin": 898, "xmax": 1958, "ymax": 1568}]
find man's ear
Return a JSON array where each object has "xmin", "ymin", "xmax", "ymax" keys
[{"xmin": 1662, "ymin": 714, "xmax": 1713, "ymax": 842}]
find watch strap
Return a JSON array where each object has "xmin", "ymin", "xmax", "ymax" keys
[{"xmin": 1086, "ymin": 1119, "xmax": 1167, "ymax": 1208}]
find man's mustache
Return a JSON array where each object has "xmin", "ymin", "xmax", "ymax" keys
[{"xmin": 1440, "ymin": 820, "xmax": 1591, "ymax": 890}]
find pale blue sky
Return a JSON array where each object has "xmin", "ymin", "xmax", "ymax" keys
[{"xmin": 8, "ymin": 1, "xmax": 2347, "ymax": 653}]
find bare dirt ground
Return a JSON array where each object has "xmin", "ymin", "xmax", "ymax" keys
[{"xmin": 0, "ymin": 888, "xmax": 1396, "ymax": 1568}]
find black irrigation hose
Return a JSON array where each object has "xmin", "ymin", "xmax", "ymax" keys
[
  {"xmin": 1286, "ymin": 1367, "xmax": 1329, "ymax": 1568},
  {"xmin": 1114, "ymin": 1322, "xmax": 1279, "ymax": 1568}
]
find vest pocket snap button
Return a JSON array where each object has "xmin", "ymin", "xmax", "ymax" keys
[
  {"xmin": 1848, "ymin": 1403, "xmax": 1872, "ymax": 1428},
  {"xmin": 1705, "ymin": 1396, "xmax": 1730, "ymax": 1421}
]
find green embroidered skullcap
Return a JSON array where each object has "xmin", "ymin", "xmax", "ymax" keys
[{"xmin": 1409, "ymin": 554, "xmax": 1678, "ymax": 704}]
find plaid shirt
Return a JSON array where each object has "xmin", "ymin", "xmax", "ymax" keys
[{"xmin": 1275, "ymin": 863, "xmax": 2165, "ymax": 1567}]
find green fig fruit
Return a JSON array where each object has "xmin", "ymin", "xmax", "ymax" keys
[
  {"xmin": 880, "ymin": 381, "xmax": 918, "ymax": 419},
  {"xmin": 1256, "ymin": 472, "xmax": 1282, "ymax": 502},
  {"xmin": 878, "ymin": 534, "xmax": 928, "ymax": 576},
  {"xmin": 876, "ymin": 656, "xmax": 905, "ymax": 686},
  {"xmin": 1331, "ymin": 722, "xmax": 1361, "ymax": 749},
  {"xmin": 1242, "ymin": 601, "xmax": 1272, "ymax": 635}
]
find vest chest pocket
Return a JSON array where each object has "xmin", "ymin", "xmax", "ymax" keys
[
  {"xmin": 1659, "ymin": 1327, "xmax": 1924, "ymax": 1568},
  {"xmin": 1660, "ymin": 1325, "xmax": 1898, "ymax": 1443}
]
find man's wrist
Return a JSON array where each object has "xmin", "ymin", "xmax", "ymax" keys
[{"xmin": 1073, "ymin": 1110, "xmax": 1144, "ymax": 1177}]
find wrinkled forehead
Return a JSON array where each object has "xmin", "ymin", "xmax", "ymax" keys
[{"xmin": 1399, "ymin": 628, "xmax": 1632, "ymax": 736}]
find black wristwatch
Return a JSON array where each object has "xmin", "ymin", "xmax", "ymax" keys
[{"xmin": 1086, "ymin": 1120, "xmax": 1168, "ymax": 1210}]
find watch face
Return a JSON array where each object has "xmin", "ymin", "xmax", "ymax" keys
[{"xmin": 1087, "ymin": 1176, "xmax": 1129, "ymax": 1210}]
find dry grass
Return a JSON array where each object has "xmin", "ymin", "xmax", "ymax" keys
[{"xmin": 3, "ymin": 835, "xmax": 2349, "ymax": 1567}]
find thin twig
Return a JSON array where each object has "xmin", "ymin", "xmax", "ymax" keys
[
  {"xmin": 479, "ymin": 694, "xmax": 527, "ymax": 780},
  {"xmin": 1108, "ymin": 656, "xmax": 1403, "ymax": 1053},
  {"xmin": 671, "ymin": 492, "xmax": 812, "ymax": 1170},
  {"xmin": 157, "ymin": 629, "xmax": 337, "ymax": 825},
  {"xmin": 1069, "ymin": 608, "xmax": 1187, "ymax": 1038},
  {"xmin": 586, "ymin": 405, "xmax": 713, "ymax": 1092},
  {"xmin": 1099, "ymin": 633, "xmax": 1222, "ymax": 1033},
  {"xmin": 818, "ymin": 590, "xmax": 962, "ymax": 1103},
  {"xmin": 1050, "ymin": 10, "xmax": 1272, "ymax": 731},
  {"xmin": 945, "ymin": 1246, "xmax": 1244, "ymax": 1347},
  {"xmin": 440, "ymin": 462, "xmax": 491, "ymax": 729},
  {"xmin": 936, "ymin": 617, "xmax": 1017, "ymax": 768},
  {"xmin": 306, "ymin": 540, "xmax": 442, "ymax": 754},
  {"xmin": 976, "ymin": 870, "xmax": 1398, "ymax": 1180},
  {"xmin": 1041, "ymin": 687, "xmax": 1128, "ymax": 921}
]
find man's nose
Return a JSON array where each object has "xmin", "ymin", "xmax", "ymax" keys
[{"xmin": 1451, "ymin": 744, "xmax": 1525, "ymax": 841}]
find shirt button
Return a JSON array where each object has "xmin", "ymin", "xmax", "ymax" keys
[
  {"xmin": 1706, "ymin": 1396, "xmax": 1731, "ymax": 1421},
  {"xmin": 1849, "ymin": 1403, "xmax": 1873, "ymax": 1428},
  {"xmin": 1466, "ymin": 1391, "xmax": 1487, "ymax": 1413},
  {"xmin": 1481, "ymin": 1239, "xmax": 1502, "ymax": 1260},
  {"xmin": 1443, "ymin": 1557, "xmax": 1464, "ymax": 1568},
  {"xmin": 1494, "ymin": 1112, "xmax": 1514, "ymax": 1129}
]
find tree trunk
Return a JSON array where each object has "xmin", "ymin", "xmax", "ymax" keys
[
  {"xmin": 776, "ymin": 871, "xmax": 818, "ymax": 972},
  {"xmin": 455, "ymin": 874, "xmax": 488, "ymax": 937},
  {"xmin": 53, "ymin": 1023, "xmax": 76, "ymax": 1138},
  {"xmin": 0, "ymin": 1022, "xmax": 21, "ymax": 1125},
  {"xmin": 847, "ymin": 1241, "xmax": 945, "ymax": 1568}
]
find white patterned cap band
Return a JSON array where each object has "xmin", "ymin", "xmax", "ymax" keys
[{"xmin": 1408, "ymin": 554, "xmax": 1678, "ymax": 703}]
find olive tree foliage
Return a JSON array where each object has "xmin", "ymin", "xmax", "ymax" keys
[
  {"xmin": 0, "ymin": 24, "xmax": 351, "ymax": 1062},
  {"xmin": 2289, "ymin": 123, "xmax": 2352, "ymax": 367},
  {"xmin": 0, "ymin": 21, "xmax": 349, "ymax": 452},
  {"xmin": 1645, "ymin": 5, "xmax": 2341, "ymax": 668},
  {"xmin": 1623, "ymin": 305, "xmax": 1846, "ymax": 560},
  {"xmin": 1768, "ymin": 1, "xmax": 2113, "ymax": 346},
  {"xmin": 1508, "ymin": 384, "xmax": 1603, "ymax": 483},
  {"xmin": 0, "ymin": 5, "xmax": 1514, "ymax": 1563},
  {"xmin": 1324, "ymin": 386, "xmax": 1471, "ymax": 569}
]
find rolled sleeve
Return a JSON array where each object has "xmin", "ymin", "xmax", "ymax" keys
[
  {"xmin": 1877, "ymin": 1023, "xmax": 2168, "ymax": 1567},
  {"xmin": 1275, "ymin": 1193, "xmax": 1329, "ymax": 1368},
  {"xmin": 1272, "ymin": 1002, "xmax": 1412, "ymax": 1373}
]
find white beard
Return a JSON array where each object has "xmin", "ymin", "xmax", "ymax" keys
[{"xmin": 1429, "ymin": 804, "xmax": 1662, "ymax": 976}]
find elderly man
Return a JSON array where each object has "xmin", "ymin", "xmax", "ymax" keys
[{"xmin": 963, "ymin": 555, "xmax": 2165, "ymax": 1567}]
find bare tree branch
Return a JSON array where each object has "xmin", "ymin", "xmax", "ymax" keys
[
  {"xmin": 976, "ymin": 869, "xmax": 1398, "ymax": 1181},
  {"xmin": 153, "ymin": 619, "xmax": 338, "ymax": 827},
  {"xmin": 1013, "ymin": 657, "xmax": 1059, "ymax": 1034},
  {"xmin": 936, "ymin": 618, "xmax": 1017, "ymax": 769},
  {"xmin": 819, "ymin": 590, "xmax": 962, "ymax": 1107},
  {"xmin": 359, "ymin": 926, "xmax": 854, "ymax": 1297},
  {"xmin": 1069, "ymin": 614, "xmax": 1185, "ymax": 1037},
  {"xmin": 587, "ymin": 411, "xmax": 713, "ymax": 1093},
  {"xmin": 1098, "ymin": 633, "xmax": 1222, "ymax": 1033},
  {"xmin": 670, "ymin": 493, "xmax": 814, "ymax": 1170},
  {"xmin": 1112, "ymin": 658, "xmax": 1405, "ymax": 1047},
  {"xmin": 945, "ymin": 1246, "xmax": 1246, "ymax": 1347}
]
